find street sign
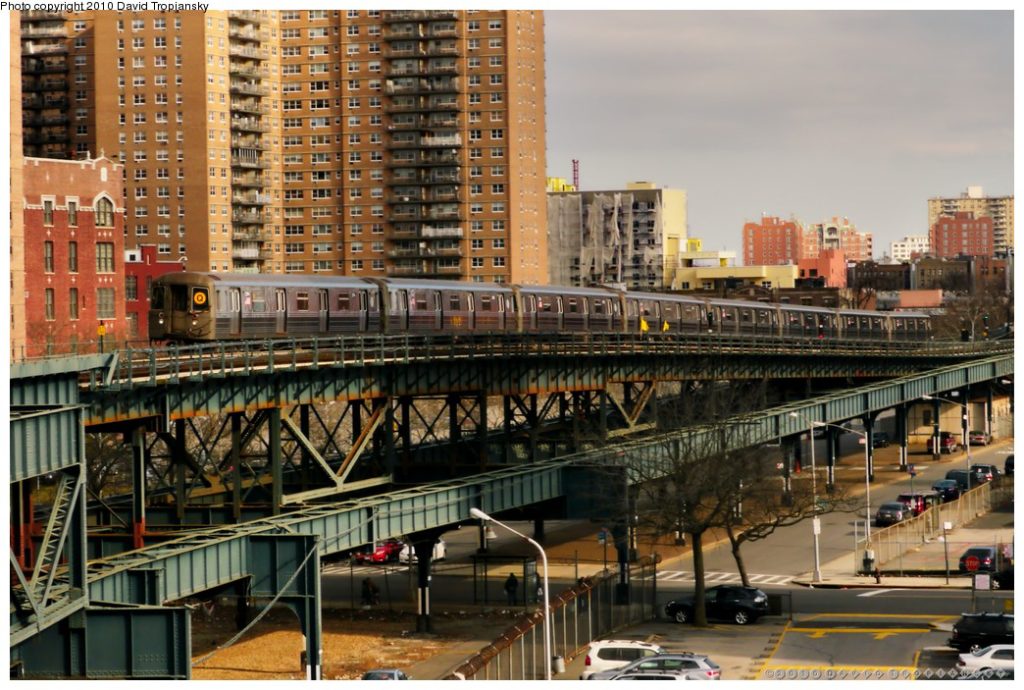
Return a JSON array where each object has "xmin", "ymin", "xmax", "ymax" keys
[
  {"xmin": 908, "ymin": 464, "xmax": 916, "ymax": 477},
  {"xmin": 965, "ymin": 555, "xmax": 980, "ymax": 572},
  {"xmin": 597, "ymin": 529, "xmax": 607, "ymax": 545}
]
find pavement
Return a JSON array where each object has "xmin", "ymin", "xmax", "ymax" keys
[{"xmin": 399, "ymin": 439, "xmax": 1014, "ymax": 679}]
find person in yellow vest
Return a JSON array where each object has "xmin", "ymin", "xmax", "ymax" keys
[
  {"xmin": 662, "ymin": 320, "xmax": 670, "ymax": 333},
  {"xmin": 639, "ymin": 316, "xmax": 649, "ymax": 338}
]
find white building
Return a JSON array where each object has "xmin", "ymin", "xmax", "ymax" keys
[{"xmin": 889, "ymin": 235, "xmax": 930, "ymax": 263}]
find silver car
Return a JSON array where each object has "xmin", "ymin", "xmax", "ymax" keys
[{"xmin": 588, "ymin": 654, "xmax": 721, "ymax": 681}]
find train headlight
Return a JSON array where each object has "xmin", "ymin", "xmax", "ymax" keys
[{"xmin": 158, "ymin": 312, "xmax": 164, "ymax": 325}]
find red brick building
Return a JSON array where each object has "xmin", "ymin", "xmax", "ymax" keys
[
  {"xmin": 929, "ymin": 211, "xmax": 994, "ymax": 258},
  {"xmin": 742, "ymin": 215, "xmax": 805, "ymax": 265},
  {"xmin": 21, "ymin": 156, "xmax": 126, "ymax": 357},
  {"xmin": 123, "ymin": 245, "xmax": 183, "ymax": 343}
]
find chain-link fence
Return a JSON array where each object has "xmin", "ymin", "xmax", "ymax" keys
[
  {"xmin": 444, "ymin": 556, "xmax": 659, "ymax": 680},
  {"xmin": 862, "ymin": 479, "xmax": 1013, "ymax": 572}
]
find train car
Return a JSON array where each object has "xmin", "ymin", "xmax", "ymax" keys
[
  {"xmin": 150, "ymin": 272, "xmax": 381, "ymax": 341},
  {"xmin": 372, "ymin": 278, "xmax": 514, "ymax": 335},
  {"xmin": 513, "ymin": 284, "xmax": 624, "ymax": 334}
]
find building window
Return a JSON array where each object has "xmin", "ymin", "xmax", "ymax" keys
[
  {"xmin": 67, "ymin": 201, "xmax": 78, "ymax": 226},
  {"xmin": 96, "ymin": 288, "xmax": 116, "ymax": 319},
  {"xmin": 68, "ymin": 242, "xmax": 78, "ymax": 272},
  {"xmin": 43, "ymin": 241, "xmax": 54, "ymax": 273},
  {"xmin": 45, "ymin": 289, "xmax": 55, "ymax": 320},
  {"xmin": 95, "ymin": 198, "xmax": 114, "ymax": 226},
  {"xmin": 96, "ymin": 243, "xmax": 115, "ymax": 273},
  {"xmin": 69, "ymin": 288, "xmax": 79, "ymax": 319},
  {"xmin": 43, "ymin": 200, "xmax": 54, "ymax": 225},
  {"xmin": 125, "ymin": 275, "xmax": 138, "ymax": 301}
]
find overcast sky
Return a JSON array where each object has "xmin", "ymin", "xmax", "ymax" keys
[{"xmin": 544, "ymin": 10, "xmax": 1014, "ymax": 259}]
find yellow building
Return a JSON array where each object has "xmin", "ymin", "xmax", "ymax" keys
[
  {"xmin": 18, "ymin": 10, "xmax": 548, "ymax": 283},
  {"xmin": 671, "ymin": 264, "xmax": 798, "ymax": 292}
]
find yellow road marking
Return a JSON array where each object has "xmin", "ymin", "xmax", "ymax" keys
[
  {"xmin": 800, "ymin": 612, "xmax": 949, "ymax": 620},
  {"xmin": 754, "ymin": 623, "xmax": 790, "ymax": 679},
  {"xmin": 791, "ymin": 627, "xmax": 930, "ymax": 639}
]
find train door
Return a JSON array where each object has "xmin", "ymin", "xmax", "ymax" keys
[
  {"xmin": 537, "ymin": 294, "xmax": 561, "ymax": 332},
  {"xmin": 169, "ymin": 283, "xmax": 191, "ymax": 335},
  {"xmin": 392, "ymin": 289, "xmax": 409, "ymax": 331},
  {"xmin": 564, "ymin": 296, "xmax": 585, "ymax": 332},
  {"xmin": 521, "ymin": 293, "xmax": 537, "ymax": 332},
  {"xmin": 317, "ymin": 289, "xmax": 328, "ymax": 333},
  {"xmin": 274, "ymin": 289, "xmax": 287, "ymax": 334},
  {"xmin": 229, "ymin": 288, "xmax": 242, "ymax": 336}
]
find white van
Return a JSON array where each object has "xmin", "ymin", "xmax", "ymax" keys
[{"xmin": 398, "ymin": 539, "xmax": 446, "ymax": 564}]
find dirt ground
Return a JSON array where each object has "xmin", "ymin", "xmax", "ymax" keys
[{"xmin": 189, "ymin": 605, "xmax": 495, "ymax": 680}]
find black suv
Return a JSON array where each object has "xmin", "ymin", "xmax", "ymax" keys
[
  {"xmin": 948, "ymin": 613, "xmax": 1014, "ymax": 652},
  {"xmin": 664, "ymin": 585, "xmax": 769, "ymax": 626}
]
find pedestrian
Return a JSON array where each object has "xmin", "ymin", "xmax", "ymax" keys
[{"xmin": 504, "ymin": 572, "xmax": 518, "ymax": 606}]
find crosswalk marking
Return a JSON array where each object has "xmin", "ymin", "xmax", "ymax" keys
[{"xmin": 647, "ymin": 570, "xmax": 794, "ymax": 586}]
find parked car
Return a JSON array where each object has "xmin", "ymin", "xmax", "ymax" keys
[
  {"xmin": 959, "ymin": 546, "xmax": 998, "ymax": 573},
  {"xmin": 1005, "ymin": 454, "xmax": 1014, "ymax": 476},
  {"xmin": 589, "ymin": 654, "xmax": 722, "ymax": 681},
  {"xmin": 612, "ymin": 671, "xmax": 693, "ymax": 681},
  {"xmin": 956, "ymin": 645, "xmax": 1014, "ymax": 679},
  {"xmin": 969, "ymin": 463, "xmax": 1000, "ymax": 484},
  {"xmin": 969, "ymin": 430, "xmax": 992, "ymax": 446},
  {"xmin": 928, "ymin": 432, "xmax": 961, "ymax": 454},
  {"xmin": 361, "ymin": 669, "xmax": 410, "ymax": 680},
  {"xmin": 874, "ymin": 502, "xmax": 907, "ymax": 527},
  {"xmin": 948, "ymin": 613, "xmax": 1014, "ymax": 652},
  {"xmin": 871, "ymin": 431, "xmax": 891, "ymax": 448},
  {"xmin": 931, "ymin": 479, "xmax": 961, "ymax": 502},
  {"xmin": 353, "ymin": 538, "xmax": 405, "ymax": 565},
  {"xmin": 664, "ymin": 585, "xmax": 768, "ymax": 626},
  {"xmin": 895, "ymin": 493, "xmax": 929, "ymax": 517},
  {"xmin": 398, "ymin": 539, "xmax": 446, "ymax": 564},
  {"xmin": 579, "ymin": 640, "xmax": 667, "ymax": 680},
  {"xmin": 945, "ymin": 469, "xmax": 973, "ymax": 492}
]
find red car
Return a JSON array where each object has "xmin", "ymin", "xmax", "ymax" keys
[
  {"xmin": 353, "ymin": 539, "xmax": 404, "ymax": 565},
  {"xmin": 927, "ymin": 432, "xmax": 960, "ymax": 454}
]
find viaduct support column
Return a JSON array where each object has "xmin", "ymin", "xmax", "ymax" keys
[
  {"xmin": 780, "ymin": 436, "xmax": 796, "ymax": 505},
  {"xmin": 931, "ymin": 398, "xmax": 942, "ymax": 461},
  {"xmin": 896, "ymin": 404, "xmax": 909, "ymax": 472},
  {"xmin": 131, "ymin": 426, "xmax": 148, "ymax": 549},
  {"xmin": 412, "ymin": 537, "xmax": 442, "ymax": 633},
  {"xmin": 230, "ymin": 413, "xmax": 242, "ymax": 523},
  {"xmin": 269, "ymin": 407, "xmax": 282, "ymax": 515},
  {"xmin": 863, "ymin": 413, "xmax": 877, "ymax": 482}
]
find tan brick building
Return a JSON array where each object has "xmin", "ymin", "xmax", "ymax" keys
[
  {"xmin": 17, "ymin": 10, "xmax": 548, "ymax": 283},
  {"xmin": 928, "ymin": 186, "xmax": 1013, "ymax": 254}
]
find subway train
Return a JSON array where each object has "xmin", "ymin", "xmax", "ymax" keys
[{"xmin": 148, "ymin": 272, "xmax": 932, "ymax": 344}]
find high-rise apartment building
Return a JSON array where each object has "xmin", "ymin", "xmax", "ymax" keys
[
  {"xmin": 929, "ymin": 211, "xmax": 994, "ymax": 259},
  {"xmin": 804, "ymin": 217, "xmax": 873, "ymax": 262},
  {"xmin": 18, "ymin": 9, "xmax": 548, "ymax": 283},
  {"xmin": 889, "ymin": 234, "xmax": 929, "ymax": 263},
  {"xmin": 742, "ymin": 215, "xmax": 804, "ymax": 266},
  {"xmin": 547, "ymin": 182, "xmax": 687, "ymax": 288},
  {"xmin": 928, "ymin": 186, "xmax": 1013, "ymax": 254}
]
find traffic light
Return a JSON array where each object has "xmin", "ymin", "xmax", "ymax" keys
[{"xmin": 982, "ymin": 314, "xmax": 990, "ymax": 339}]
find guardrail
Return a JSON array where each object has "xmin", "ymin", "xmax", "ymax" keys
[{"xmin": 67, "ymin": 333, "xmax": 1010, "ymax": 390}]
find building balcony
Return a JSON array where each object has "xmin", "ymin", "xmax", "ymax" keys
[
  {"xmin": 385, "ymin": 77, "xmax": 459, "ymax": 96},
  {"xmin": 21, "ymin": 11, "xmax": 64, "ymax": 20},
  {"xmin": 423, "ymin": 41, "xmax": 458, "ymax": 56},
  {"xmin": 232, "ymin": 228, "xmax": 270, "ymax": 242},
  {"xmin": 232, "ymin": 246, "xmax": 263, "ymax": 260},
  {"xmin": 20, "ymin": 25, "xmax": 66, "ymax": 38},
  {"xmin": 229, "ymin": 63, "xmax": 263, "ymax": 78},
  {"xmin": 228, "ymin": 26, "xmax": 261, "ymax": 41},
  {"xmin": 21, "ymin": 61, "xmax": 66, "ymax": 74},
  {"xmin": 388, "ymin": 244, "xmax": 462, "ymax": 259},
  {"xmin": 23, "ymin": 79, "xmax": 68, "ymax": 92},
  {"xmin": 231, "ymin": 156, "xmax": 268, "ymax": 169},
  {"xmin": 231, "ymin": 135, "xmax": 263, "ymax": 149},
  {"xmin": 383, "ymin": 25, "xmax": 420, "ymax": 40},
  {"xmin": 232, "ymin": 210, "xmax": 265, "ymax": 224},
  {"xmin": 230, "ymin": 117, "xmax": 267, "ymax": 133},
  {"xmin": 231, "ymin": 100, "xmax": 263, "ymax": 115},
  {"xmin": 389, "ymin": 96, "xmax": 461, "ymax": 113},
  {"xmin": 230, "ymin": 81, "xmax": 266, "ymax": 96},
  {"xmin": 25, "ymin": 132, "xmax": 69, "ymax": 144},
  {"xmin": 427, "ymin": 24, "xmax": 458, "ymax": 38},
  {"xmin": 232, "ymin": 192, "xmax": 271, "ymax": 206},
  {"xmin": 22, "ymin": 42, "xmax": 68, "ymax": 55},
  {"xmin": 383, "ymin": 10, "xmax": 459, "ymax": 23},
  {"xmin": 229, "ymin": 44, "xmax": 267, "ymax": 60},
  {"xmin": 230, "ymin": 10, "xmax": 263, "ymax": 24},
  {"xmin": 23, "ymin": 113, "xmax": 68, "ymax": 126}
]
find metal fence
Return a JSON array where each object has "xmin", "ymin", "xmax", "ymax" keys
[
  {"xmin": 862, "ymin": 479, "xmax": 1013, "ymax": 572},
  {"xmin": 444, "ymin": 556, "xmax": 659, "ymax": 680}
]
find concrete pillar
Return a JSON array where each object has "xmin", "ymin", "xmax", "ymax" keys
[
  {"xmin": 863, "ymin": 414, "xmax": 875, "ymax": 482},
  {"xmin": 413, "ymin": 540, "xmax": 436, "ymax": 633},
  {"xmin": 533, "ymin": 517, "xmax": 545, "ymax": 541},
  {"xmin": 131, "ymin": 426, "xmax": 147, "ymax": 549},
  {"xmin": 931, "ymin": 398, "xmax": 941, "ymax": 461},
  {"xmin": 825, "ymin": 426, "xmax": 839, "ymax": 492},
  {"xmin": 896, "ymin": 404, "xmax": 908, "ymax": 471}
]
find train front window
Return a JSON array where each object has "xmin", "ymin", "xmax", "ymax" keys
[
  {"xmin": 171, "ymin": 285, "xmax": 189, "ymax": 311},
  {"xmin": 151, "ymin": 285, "xmax": 165, "ymax": 309}
]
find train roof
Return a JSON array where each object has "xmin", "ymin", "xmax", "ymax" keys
[
  {"xmin": 380, "ymin": 278, "xmax": 511, "ymax": 293},
  {"xmin": 160, "ymin": 272, "xmax": 376, "ymax": 289},
  {"xmin": 516, "ymin": 284, "xmax": 623, "ymax": 297}
]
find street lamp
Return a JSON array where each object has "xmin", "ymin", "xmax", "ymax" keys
[
  {"xmin": 923, "ymin": 394, "xmax": 971, "ymax": 483},
  {"xmin": 810, "ymin": 421, "xmax": 873, "ymax": 564},
  {"xmin": 469, "ymin": 508, "xmax": 552, "ymax": 680},
  {"xmin": 788, "ymin": 412, "xmax": 822, "ymax": 583}
]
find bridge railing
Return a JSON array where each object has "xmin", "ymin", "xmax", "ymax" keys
[{"xmin": 81, "ymin": 333, "xmax": 1010, "ymax": 389}]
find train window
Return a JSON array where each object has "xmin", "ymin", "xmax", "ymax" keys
[
  {"xmin": 275, "ymin": 290, "xmax": 286, "ymax": 312},
  {"xmin": 337, "ymin": 294, "xmax": 351, "ymax": 311},
  {"xmin": 414, "ymin": 292, "xmax": 429, "ymax": 311},
  {"xmin": 757, "ymin": 310, "xmax": 770, "ymax": 325},
  {"xmin": 449, "ymin": 294, "xmax": 461, "ymax": 311},
  {"xmin": 894, "ymin": 319, "xmax": 905, "ymax": 331},
  {"xmin": 231, "ymin": 290, "xmax": 240, "ymax": 312},
  {"xmin": 523, "ymin": 295, "xmax": 536, "ymax": 312},
  {"xmin": 722, "ymin": 309, "xmax": 735, "ymax": 321},
  {"xmin": 318, "ymin": 291, "xmax": 328, "ymax": 311},
  {"xmin": 740, "ymin": 309, "xmax": 752, "ymax": 322},
  {"xmin": 611, "ymin": 301, "xmax": 621, "ymax": 315},
  {"xmin": 171, "ymin": 285, "xmax": 189, "ymax": 311},
  {"xmin": 366, "ymin": 292, "xmax": 376, "ymax": 310},
  {"xmin": 539, "ymin": 298, "xmax": 554, "ymax": 313},
  {"xmin": 250, "ymin": 291, "xmax": 266, "ymax": 313},
  {"xmin": 662, "ymin": 303, "xmax": 677, "ymax": 319},
  {"xmin": 789, "ymin": 314, "xmax": 800, "ymax": 325},
  {"xmin": 872, "ymin": 317, "xmax": 883, "ymax": 329},
  {"xmin": 151, "ymin": 285, "xmax": 165, "ymax": 309},
  {"xmin": 594, "ymin": 299, "xmax": 605, "ymax": 315},
  {"xmin": 480, "ymin": 295, "xmax": 493, "ymax": 311},
  {"xmin": 296, "ymin": 292, "xmax": 309, "ymax": 311},
  {"xmin": 683, "ymin": 305, "xmax": 698, "ymax": 321},
  {"xmin": 567, "ymin": 298, "xmax": 578, "ymax": 313}
]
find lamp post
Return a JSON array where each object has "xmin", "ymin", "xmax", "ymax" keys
[
  {"xmin": 807, "ymin": 421, "xmax": 872, "ymax": 570},
  {"xmin": 469, "ymin": 508, "xmax": 552, "ymax": 680},
  {"xmin": 923, "ymin": 394, "xmax": 971, "ymax": 483},
  {"xmin": 788, "ymin": 412, "xmax": 821, "ymax": 583}
]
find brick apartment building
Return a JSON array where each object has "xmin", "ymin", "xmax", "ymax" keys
[
  {"xmin": 929, "ymin": 211, "xmax": 994, "ymax": 259},
  {"xmin": 21, "ymin": 156, "xmax": 126, "ymax": 357},
  {"xmin": 742, "ymin": 215, "xmax": 804, "ymax": 265}
]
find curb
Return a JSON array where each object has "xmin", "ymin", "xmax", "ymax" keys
[{"xmin": 792, "ymin": 579, "xmax": 972, "ymax": 590}]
